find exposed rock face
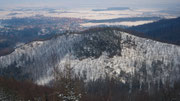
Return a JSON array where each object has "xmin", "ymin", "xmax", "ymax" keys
[{"xmin": 0, "ymin": 28, "xmax": 180, "ymax": 88}]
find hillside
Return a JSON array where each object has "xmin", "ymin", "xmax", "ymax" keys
[{"xmin": 0, "ymin": 27, "xmax": 179, "ymax": 86}]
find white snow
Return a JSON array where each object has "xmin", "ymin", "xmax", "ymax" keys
[{"xmin": 0, "ymin": 30, "xmax": 180, "ymax": 86}]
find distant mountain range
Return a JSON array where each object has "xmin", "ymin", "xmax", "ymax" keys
[{"xmin": 129, "ymin": 17, "xmax": 180, "ymax": 45}]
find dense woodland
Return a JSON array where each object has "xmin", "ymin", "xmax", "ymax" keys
[
  {"xmin": 1, "ymin": 75, "xmax": 180, "ymax": 101},
  {"xmin": 1, "ymin": 61, "xmax": 180, "ymax": 101}
]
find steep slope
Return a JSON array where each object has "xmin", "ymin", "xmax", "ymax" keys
[
  {"xmin": 129, "ymin": 17, "xmax": 180, "ymax": 45},
  {"xmin": 0, "ymin": 28, "xmax": 180, "ymax": 88}
]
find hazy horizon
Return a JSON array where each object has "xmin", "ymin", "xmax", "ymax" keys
[{"xmin": 0, "ymin": 0, "xmax": 180, "ymax": 9}]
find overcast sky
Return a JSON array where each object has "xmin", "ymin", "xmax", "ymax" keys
[{"xmin": 0, "ymin": 0, "xmax": 180, "ymax": 9}]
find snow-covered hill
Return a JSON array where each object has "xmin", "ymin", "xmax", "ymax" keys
[{"xmin": 0, "ymin": 28, "xmax": 180, "ymax": 88}]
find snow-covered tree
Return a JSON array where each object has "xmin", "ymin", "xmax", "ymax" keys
[
  {"xmin": 0, "ymin": 88, "xmax": 17, "ymax": 101},
  {"xmin": 53, "ymin": 55, "xmax": 84, "ymax": 101}
]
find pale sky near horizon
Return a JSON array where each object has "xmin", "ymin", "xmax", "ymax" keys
[{"xmin": 0, "ymin": 0, "xmax": 180, "ymax": 9}]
